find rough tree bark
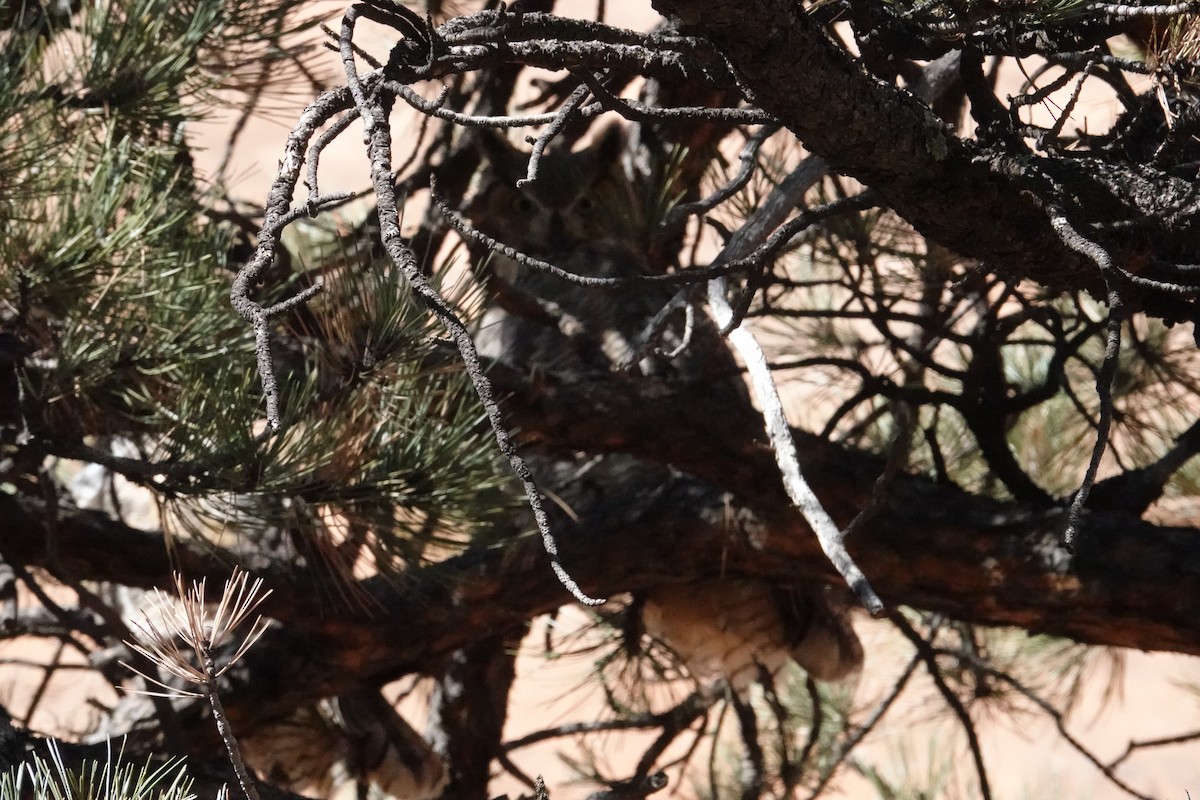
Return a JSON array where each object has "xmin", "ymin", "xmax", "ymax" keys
[
  {"xmin": 6, "ymin": 363, "xmax": 1199, "ymax": 740},
  {"xmin": 653, "ymin": 0, "xmax": 1200, "ymax": 315},
  {"xmin": 426, "ymin": 634, "xmax": 523, "ymax": 800}
]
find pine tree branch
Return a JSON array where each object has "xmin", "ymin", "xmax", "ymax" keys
[
  {"xmin": 648, "ymin": 0, "xmax": 1200, "ymax": 313},
  {"xmin": 6, "ymin": 400, "xmax": 1200, "ymax": 738}
]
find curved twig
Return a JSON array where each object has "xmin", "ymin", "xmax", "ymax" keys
[
  {"xmin": 340, "ymin": 23, "xmax": 602, "ymax": 606},
  {"xmin": 889, "ymin": 612, "xmax": 992, "ymax": 800},
  {"xmin": 1048, "ymin": 205, "xmax": 1125, "ymax": 549}
]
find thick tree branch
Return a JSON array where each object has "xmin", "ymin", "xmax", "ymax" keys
[
  {"xmin": 650, "ymin": 0, "xmax": 1200, "ymax": 309},
  {"xmin": 5, "ymin": 366, "xmax": 1200, "ymax": 739},
  {"xmin": 426, "ymin": 634, "xmax": 522, "ymax": 800}
]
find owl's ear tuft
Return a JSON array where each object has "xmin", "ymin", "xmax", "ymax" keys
[
  {"xmin": 592, "ymin": 121, "xmax": 629, "ymax": 164},
  {"xmin": 474, "ymin": 128, "xmax": 525, "ymax": 182}
]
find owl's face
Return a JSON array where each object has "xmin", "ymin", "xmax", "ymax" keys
[{"xmin": 465, "ymin": 126, "xmax": 643, "ymax": 272}]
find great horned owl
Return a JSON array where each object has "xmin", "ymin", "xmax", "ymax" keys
[
  {"xmin": 464, "ymin": 123, "xmax": 862, "ymax": 691},
  {"xmin": 466, "ymin": 125, "xmax": 670, "ymax": 376}
]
